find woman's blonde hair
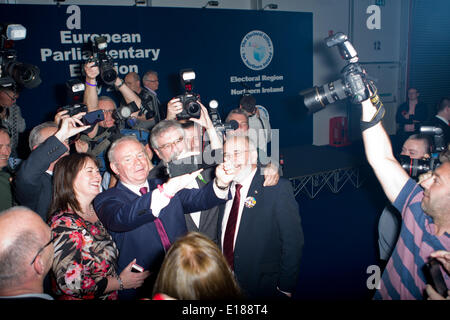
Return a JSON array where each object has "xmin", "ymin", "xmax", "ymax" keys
[{"xmin": 153, "ymin": 232, "xmax": 242, "ymax": 300}]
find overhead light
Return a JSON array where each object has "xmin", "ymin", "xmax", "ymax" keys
[
  {"xmin": 263, "ymin": 4, "xmax": 278, "ymax": 10},
  {"xmin": 202, "ymin": 1, "xmax": 219, "ymax": 9}
]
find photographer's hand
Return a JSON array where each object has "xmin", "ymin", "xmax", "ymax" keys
[
  {"xmin": 166, "ymin": 97, "xmax": 183, "ymax": 120},
  {"xmin": 54, "ymin": 109, "xmax": 69, "ymax": 126},
  {"xmin": 190, "ymin": 102, "xmax": 223, "ymax": 150},
  {"xmin": 84, "ymin": 60, "xmax": 99, "ymax": 82},
  {"xmin": 54, "ymin": 113, "xmax": 91, "ymax": 143}
]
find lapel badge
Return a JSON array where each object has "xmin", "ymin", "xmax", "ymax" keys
[{"xmin": 244, "ymin": 196, "xmax": 256, "ymax": 208}]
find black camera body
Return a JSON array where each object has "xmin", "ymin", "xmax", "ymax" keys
[
  {"xmin": 400, "ymin": 125, "xmax": 445, "ymax": 178},
  {"xmin": 176, "ymin": 93, "xmax": 201, "ymax": 120},
  {"xmin": 89, "ymin": 36, "xmax": 117, "ymax": 86},
  {"xmin": 115, "ymin": 101, "xmax": 140, "ymax": 121},
  {"xmin": 0, "ymin": 24, "xmax": 41, "ymax": 90},
  {"xmin": 62, "ymin": 103, "xmax": 88, "ymax": 117},
  {"xmin": 139, "ymin": 89, "xmax": 156, "ymax": 120},
  {"xmin": 301, "ymin": 32, "xmax": 376, "ymax": 113},
  {"xmin": 176, "ymin": 68, "xmax": 201, "ymax": 120}
]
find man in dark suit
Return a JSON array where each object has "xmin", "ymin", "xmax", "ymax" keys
[
  {"xmin": 14, "ymin": 113, "xmax": 90, "ymax": 221},
  {"xmin": 218, "ymin": 135, "xmax": 304, "ymax": 299},
  {"xmin": 427, "ymin": 97, "xmax": 450, "ymax": 145},
  {"xmin": 94, "ymin": 135, "xmax": 234, "ymax": 299}
]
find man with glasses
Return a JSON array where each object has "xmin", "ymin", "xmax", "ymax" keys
[
  {"xmin": 0, "ymin": 86, "xmax": 26, "ymax": 166},
  {"xmin": 0, "ymin": 206, "xmax": 54, "ymax": 300},
  {"xmin": 142, "ymin": 70, "xmax": 163, "ymax": 122},
  {"xmin": 94, "ymin": 135, "xmax": 234, "ymax": 299},
  {"xmin": 218, "ymin": 135, "xmax": 304, "ymax": 299}
]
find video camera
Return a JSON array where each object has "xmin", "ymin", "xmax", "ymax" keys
[
  {"xmin": 88, "ymin": 36, "xmax": 117, "ymax": 86},
  {"xmin": 300, "ymin": 32, "xmax": 380, "ymax": 113},
  {"xmin": 176, "ymin": 69, "xmax": 201, "ymax": 120},
  {"xmin": 0, "ymin": 24, "xmax": 41, "ymax": 90},
  {"xmin": 399, "ymin": 126, "xmax": 445, "ymax": 178}
]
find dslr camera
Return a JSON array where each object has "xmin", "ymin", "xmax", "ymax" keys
[
  {"xmin": 300, "ymin": 32, "xmax": 379, "ymax": 113},
  {"xmin": 0, "ymin": 24, "xmax": 41, "ymax": 90},
  {"xmin": 88, "ymin": 36, "xmax": 117, "ymax": 86},
  {"xmin": 176, "ymin": 69, "xmax": 201, "ymax": 120}
]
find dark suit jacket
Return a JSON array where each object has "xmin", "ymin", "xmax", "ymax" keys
[
  {"xmin": 396, "ymin": 101, "xmax": 428, "ymax": 134},
  {"xmin": 425, "ymin": 116, "xmax": 449, "ymax": 146},
  {"xmin": 93, "ymin": 177, "xmax": 229, "ymax": 299},
  {"xmin": 14, "ymin": 136, "xmax": 68, "ymax": 221},
  {"xmin": 218, "ymin": 168, "xmax": 304, "ymax": 299}
]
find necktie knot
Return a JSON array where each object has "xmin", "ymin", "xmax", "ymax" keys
[
  {"xmin": 139, "ymin": 187, "xmax": 148, "ymax": 195},
  {"xmin": 235, "ymin": 184, "xmax": 242, "ymax": 193}
]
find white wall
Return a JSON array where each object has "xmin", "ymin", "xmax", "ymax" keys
[{"xmin": 1, "ymin": 0, "xmax": 408, "ymax": 145}]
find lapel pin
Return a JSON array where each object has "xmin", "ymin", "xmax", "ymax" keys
[{"xmin": 244, "ymin": 196, "xmax": 256, "ymax": 208}]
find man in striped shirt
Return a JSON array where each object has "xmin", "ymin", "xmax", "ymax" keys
[{"xmin": 361, "ymin": 98, "xmax": 450, "ymax": 300}]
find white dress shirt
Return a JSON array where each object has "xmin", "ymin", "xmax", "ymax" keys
[{"xmin": 220, "ymin": 167, "xmax": 257, "ymax": 249}]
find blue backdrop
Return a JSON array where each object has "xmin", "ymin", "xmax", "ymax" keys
[{"xmin": 0, "ymin": 4, "xmax": 313, "ymax": 148}]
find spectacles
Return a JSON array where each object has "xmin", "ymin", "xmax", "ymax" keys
[
  {"xmin": 102, "ymin": 109, "xmax": 115, "ymax": 114},
  {"xmin": 30, "ymin": 235, "xmax": 54, "ymax": 265},
  {"xmin": 158, "ymin": 137, "xmax": 184, "ymax": 151},
  {"xmin": 224, "ymin": 150, "xmax": 248, "ymax": 160}
]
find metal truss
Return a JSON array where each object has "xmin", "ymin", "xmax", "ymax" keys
[{"xmin": 289, "ymin": 167, "xmax": 364, "ymax": 199}]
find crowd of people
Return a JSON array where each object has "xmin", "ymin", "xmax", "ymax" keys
[
  {"xmin": 0, "ymin": 60, "xmax": 449, "ymax": 301},
  {"xmin": 0, "ymin": 60, "xmax": 303, "ymax": 301}
]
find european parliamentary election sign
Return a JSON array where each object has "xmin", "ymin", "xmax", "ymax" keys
[{"xmin": 0, "ymin": 4, "xmax": 312, "ymax": 147}]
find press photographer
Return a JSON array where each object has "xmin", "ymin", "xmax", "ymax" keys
[
  {"xmin": 399, "ymin": 126, "xmax": 445, "ymax": 179},
  {"xmin": 118, "ymin": 71, "xmax": 159, "ymax": 131},
  {"xmin": 79, "ymin": 60, "xmax": 151, "ymax": 188},
  {"xmin": 0, "ymin": 24, "xmax": 41, "ymax": 165}
]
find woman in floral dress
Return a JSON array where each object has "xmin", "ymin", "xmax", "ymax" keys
[{"xmin": 48, "ymin": 153, "xmax": 149, "ymax": 300}]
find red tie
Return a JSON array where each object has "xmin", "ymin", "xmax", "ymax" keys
[
  {"xmin": 223, "ymin": 184, "xmax": 242, "ymax": 269},
  {"xmin": 139, "ymin": 187, "xmax": 171, "ymax": 252}
]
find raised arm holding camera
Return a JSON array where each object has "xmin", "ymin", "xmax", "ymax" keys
[
  {"xmin": 361, "ymin": 97, "xmax": 450, "ymax": 300},
  {"xmin": 300, "ymin": 32, "xmax": 450, "ymax": 300}
]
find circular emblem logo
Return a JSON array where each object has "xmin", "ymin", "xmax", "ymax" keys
[{"xmin": 240, "ymin": 30, "xmax": 274, "ymax": 71}]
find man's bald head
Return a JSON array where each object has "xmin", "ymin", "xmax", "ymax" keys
[{"xmin": 0, "ymin": 207, "xmax": 53, "ymax": 295}]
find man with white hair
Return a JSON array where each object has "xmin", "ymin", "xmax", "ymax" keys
[{"xmin": 218, "ymin": 135, "xmax": 304, "ymax": 299}]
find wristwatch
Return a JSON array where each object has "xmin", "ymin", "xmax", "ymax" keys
[{"xmin": 115, "ymin": 79, "xmax": 124, "ymax": 89}]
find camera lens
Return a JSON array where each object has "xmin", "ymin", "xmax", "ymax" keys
[
  {"xmin": 101, "ymin": 68, "xmax": 118, "ymax": 86},
  {"xmin": 188, "ymin": 102, "xmax": 200, "ymax": 114},
  {"xmin": 301, "ymin": 79, "xmax": 347, "ymax": 113},
  {"xmin": 7, "ymin": 62, "xmax": 41, "ymax": 89}
]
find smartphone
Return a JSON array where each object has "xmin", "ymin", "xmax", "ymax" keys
[
  {"xmin": 131, "ymin": 263, "xmax": 144, "ymax": 273},
  {"xmin": 423, "ymin": 258, "xmax": 448, "ymax": 298},
  {"xmin": 82, "ymin": 109, "xmax": 104, "ymax": 126}
]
